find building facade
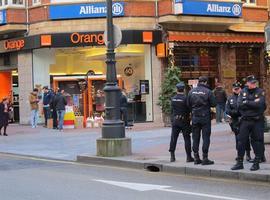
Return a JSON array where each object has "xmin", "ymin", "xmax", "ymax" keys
[{"xmin": 0, "ymin": 0, "xmax": 269, "ymax": 125}]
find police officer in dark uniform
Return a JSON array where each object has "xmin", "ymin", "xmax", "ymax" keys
[
  {"xmin": 231, "ymin": 75, "xmax": 266, "ymax": 171},
  {"xmin": 225, "ymin": 82, "xmax": 251, "ymax": 161},
  {"xmin": 187, "ymin": 76, "xmax": 216, "ymax": 165},
  {"xmin": 169, "ymin": 82, "xmax": 194, "ymax": 163}
]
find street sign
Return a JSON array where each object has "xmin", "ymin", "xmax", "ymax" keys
[{"xmin": 104, "ymin": 24, "xmax": 122, "ymax": 48}]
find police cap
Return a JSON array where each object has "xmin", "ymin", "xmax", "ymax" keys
[
  {"xmin": 198, "ymin": 76, "xmax": 208, "ymax": 83},
  {"xmin": 232, "ymin": 82, "xmax": 241, "ymax": 88},
  {"xmin": 176, "ymin": 82, "xmax": 185, "ymax": 90},
  {"xmin": 246, "ymin": 75, "xmax": 257, "ymax": 83}
]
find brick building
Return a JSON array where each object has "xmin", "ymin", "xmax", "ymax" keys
[{"xmin": 0, "ymin": 0, "xmax": 269, "ymax": 125}]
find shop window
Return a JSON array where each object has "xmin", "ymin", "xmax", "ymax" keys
[
  {"xmin": 173, "ymin": 47, "xmax": 218, "ymax": 74},
  {"xmin": 236, "ymin": 47, "xmax": 260, "ymax": 80}
]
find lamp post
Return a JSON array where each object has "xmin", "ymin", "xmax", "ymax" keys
[{"xmin": 96, "ymin": 0, "xmax": 131, "ymax": 157}]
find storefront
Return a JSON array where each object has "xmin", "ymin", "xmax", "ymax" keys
[
  {"xmin": 167, "ymin": 32, "xmax": 265, "ymax": 90},
  {"xmin": 0, "ymin": 30, "xmax": 162, "ymax": 124}
]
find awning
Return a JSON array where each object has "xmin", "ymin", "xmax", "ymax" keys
[{"xmin": 168, "ymin": 32, "xmax": 265, "ymax": 43}]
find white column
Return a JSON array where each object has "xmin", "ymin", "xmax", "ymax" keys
[
  {"xmin": 33, "ymin": 49, "xmax": 55, "ymax": 88},
  {"xmin": 151, "ymin": 46, "xmax": 162, "ymax": 123},
  {"xmin": 144, "ymin": 45, "xmax": 153, "ymax": 121},
  {"xmin": 18, "ymin": 51, "xmax": 33, "ymax": 125}
]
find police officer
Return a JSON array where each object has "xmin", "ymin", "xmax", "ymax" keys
[
  {"xmin": 231, "ymin": 75, "xmax": 266, "ymax": 171},
  {"xmin": 169, "ymin": 82, "xmax": 194, "ymax": 163},
  {"xmin": 187, "ymin": 76, "xmax": 216, "ymax": 165},
  {"xmin": 225, "ymin": 82, "xmax": 251, "ymax": 161}
]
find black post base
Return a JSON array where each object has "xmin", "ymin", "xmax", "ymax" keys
[{"xmin": 102, "ymin": 120, "xmax": 125, "ymax": 138}]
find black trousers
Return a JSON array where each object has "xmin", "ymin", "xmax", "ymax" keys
[
  {"xmin": 237, "ymin": 119, "xmax": 264, "ymax": 159},
  {"xmin": 230, "ymin": 119, "xmax": 251, "ymax": 151},
  {"xmin": 120, "ymin": 107, "xmax": 128, "ymax": 126},
  {"xmin": 169, "ymin": 121, "xmax": 192, "ymax": 156},
  {"xmin": 43, "ymin": 107, "xmax": 50, "ymax": 126},
  {"xmin": 52, "ymin": 109, "xmax": 58, "ymax": 129},
  {"xmin": 192, "ymin": 119, "xmax": 211, "ymax": 155}
]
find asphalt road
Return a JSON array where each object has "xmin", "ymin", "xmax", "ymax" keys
[{"xmin": 0, "ymin": 154, "xmax": 269, "ymax": 200}]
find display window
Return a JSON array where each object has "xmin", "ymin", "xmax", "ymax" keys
[{"xmin": 33, "ymin": 44, "xmax": 153, "ymax": 123}]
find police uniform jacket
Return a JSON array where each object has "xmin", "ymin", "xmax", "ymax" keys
[
  {"xmin": 237, "ymin": 87, "xmax": 266, "ymax": 118},
  {"xmin": 225, "ymin": 93, "xmax": 240, "ymax": 119},
  {"xmin": 171, "ymin": 93, "xmax": 190, "ymax": 125},
  {"xmin": 187, "ymin": 83, "xmax": 216, "ymax": 119}
]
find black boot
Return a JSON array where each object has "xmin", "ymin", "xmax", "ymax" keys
[
  {"xmin": 202, "ymin": 154, "xmax": 214, "ymax": 165},
  {"xmin": 186, "ymin": 153, "xmax": 194, "ymax": 163},
  {"xmin": 194, "ymin": 153, "xmax": 202, "ymax": 165},
  {"xmin": 3, "ymin": 133, "xmax": 8, "ymax": 136},
  {"xmin": 170, "ymin": 152, "xmax": 176, "ymax": 162},
  {"xmin": 250, "ymin": 157, "xmax": 260, "ymax": 171},
  {"xmin": 261, "ymin": 155, "xmax": 266, "ymax": 163},
  {"xmin": 231, "ymin": 158, "xmax": 244, "ymax": 170},
  {"xmin": 245, "ymin": 151, "xmax": 251, "ymax": 162}
]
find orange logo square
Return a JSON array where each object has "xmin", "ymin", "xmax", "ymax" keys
[
  {"xmin": 143, "ymin": 32, "xmax": 153, "ymax": 43},
  {"xmin": 41, "ymin": 35, "xmax": 52, "ymax": 46}
]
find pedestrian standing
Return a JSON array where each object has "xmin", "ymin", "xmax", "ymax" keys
[
  {"xmin": 231, "ymin": 75, "xmax": 266, "ymax": 171},
  {"xmin": 225, "ymin": 82, "xmax": 251, "ymax": 162},
  {"xmin": 53, "ymin": 89, "xmax": 67, "ymax": 131},
  {"xmin": 213, "ymin": 83, "xmax": 227, "ymax": 123},
  {"xmin": 42, "ymin": 86, "xmax": 53, "ymax": 127},
  {"xmin": 169, "ymin": 82, "xmax": 194, "ymax": 163},
  {"xmin": 29, "ymin": 88, "xmax": 40, "ymax": 128},
  {"xmin": 187, "ymin": 76, "xmax": 216, "ymax": 165},
  {"xmin": 50, "ymin": 89, "xmax": 58, "ymax": 129},
  {"xmin": 0, "ymin": 98, "xmax": 10, "ymax": 136},
  {"xmin": 120, "ymin": 89, "xmax": 128, "ymax": 128}
]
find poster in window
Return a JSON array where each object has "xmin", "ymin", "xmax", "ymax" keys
[{"xmin": 140, "ymin": 80, "xmax": 149, "ymax": 94}]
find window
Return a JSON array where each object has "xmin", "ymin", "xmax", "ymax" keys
[
  {"xmin": 12, "ymin": 0, "xmax": 23, "ymax": 5},
  {"xmin": 244, "ymin": 0, "xmax": 256, "ymax": 5},
  {"xmin": 33, "ymin": 0, "xmax": 41, "ymax": 5}
]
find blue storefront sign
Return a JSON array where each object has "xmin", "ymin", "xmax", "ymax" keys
[
  {"xmin": 176, "ymin": 0, "xmax": 242, "ymax": 17},
  {"xmin": 49, "ymin": 2, "xmax": 124, "ymax": 20},
  {"xmin": 0, "ymin": 10, "xmax": 7, "ymax": 25}
]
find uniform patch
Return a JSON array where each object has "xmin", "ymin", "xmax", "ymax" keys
[
  {"xmin": 243, "ymin": 93, "xmax": 246, "ymax": 97},
  {"xmin": 255, "ymin": 94, "xmax": 258, "ymax": 98},
  {"xmin": 262, "ymin": 91, "xmax": 265, "ymax": 96}
]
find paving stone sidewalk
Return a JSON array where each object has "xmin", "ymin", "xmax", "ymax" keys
[{"xmin": 0, "ymin": 122, "xmax": 269, "ymax": 182}]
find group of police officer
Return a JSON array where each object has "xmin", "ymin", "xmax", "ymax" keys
[{"xmin": 169, "ymin": 75, "xmax": 266, "ymax": 171}]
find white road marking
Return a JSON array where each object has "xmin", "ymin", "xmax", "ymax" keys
[{"xmin": 94, "ymin": 179, "xmax": 247, "ymax": 200}]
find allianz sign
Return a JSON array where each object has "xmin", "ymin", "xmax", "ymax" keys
[{"xmin": 206, "ymin": 3, "xmax": 241, "ymax": 16}]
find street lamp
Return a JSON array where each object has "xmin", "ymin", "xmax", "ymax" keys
[{"xmin": 96, "ymin": 0, "xmax": 131, "ymax": 157}]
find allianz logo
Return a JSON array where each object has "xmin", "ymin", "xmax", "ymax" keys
[
  {"xmin": 79, "ymin": 3, "xmax": 123, "ymax": 15},
  {"xmin": 206, "ymin": 4, "xmax": 241, "ymax": 16}
]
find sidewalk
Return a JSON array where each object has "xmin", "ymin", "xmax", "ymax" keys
[{"xmin": 0, "ymin": 122, "xmax": 269, "ymax": 182}]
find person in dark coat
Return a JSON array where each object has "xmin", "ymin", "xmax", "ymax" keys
[
  {"xmin": 187, "ymin": 76, "xmax": 216, "ymax": 165},
  {"xmin": 0, "ymin": 98, "xmax": 10, "ymax": 136},
  {"xmin": 120, "ymin": 89, "xmax": 128, "ymax": 128},
  {"xmin": 213, "ymin": 83, "xmax": 227, "ymax": 123},
  {"xmin": 53, "ymin": 89, "xmax": 67, "ymax": 131},
  {"xmin": 50, "ymin": 89, "xmax": 58, "ymax": 129}
]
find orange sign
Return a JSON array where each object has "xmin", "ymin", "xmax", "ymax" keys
[
  {"xmin": 41, "ymin": 35, "xmax": 52, "ymax": 46},
  {"xmin": 156, "ymin": 43, "xmax": 167, "ymax": 58},
  {"xmin": 4, "ymin": 39, "xmax": 25, "ymax": 50},
  {"xmin": 143, "ymin": 31, "xmax": 153, "ymax": 43},
  {"xmin": 70, "ymin": 32, "xmax": 104, "ymax": 45}
]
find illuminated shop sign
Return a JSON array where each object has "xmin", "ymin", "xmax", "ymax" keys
[
  {"xmin": 0, "ymin": 10, "xmax": 6, "ymax": 25},
  {"xmin": 49, "ymin": 2, "xmax": 124, "ymax": 20},
  {"xmin": 4, "ymin": 39, "xmax": 25, "ymax": 50},
  {"xmin": 174, "ymin": 0, "xmax": 242, "ymax": 17},
  {"xmin": 70, "ymin": 32, "xmax": 105, "ymax": 45}
]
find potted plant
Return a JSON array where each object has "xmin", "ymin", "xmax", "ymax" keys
[{"xmin": 158, "ymin": 66, "xmax": 181, "ymax": 126}]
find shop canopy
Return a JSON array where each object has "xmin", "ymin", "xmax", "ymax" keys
[{"xmin": 168, "ymin": 32, "xmax": 265, "ymax": 44}]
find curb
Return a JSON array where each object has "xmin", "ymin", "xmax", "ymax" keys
[{"xmin": 77, "ymin": 155, "xmax": 270, "ymax": 183}]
